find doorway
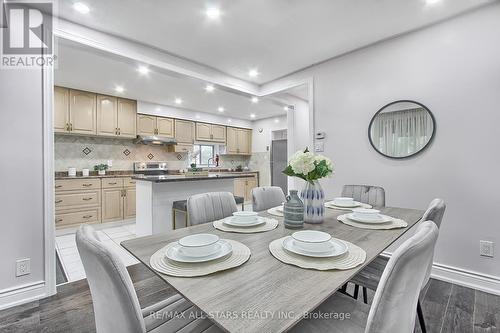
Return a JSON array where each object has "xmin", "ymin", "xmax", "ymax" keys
[{"xmin": 271, "ymin": 138, "xmax": 288, "ymax": 194}]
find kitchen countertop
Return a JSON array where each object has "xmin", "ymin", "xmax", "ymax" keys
[
  {"xmin": 55, "ymin": 170, "xmax": 258, "ymax": 180},
  {"xmin": 132, "ymin": 173, "xmax": 255, "ymax": 183}
]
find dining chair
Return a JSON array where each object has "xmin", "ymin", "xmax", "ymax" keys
[
  {"xmin": 341, "ymin": 185, "xmax": 386, "ymax": 208},
  {"xmin": 290, "ymin": 221, "xmax": 439, "ymax": 333},
  {"xmin": 76, "ymin": 224, "xmax": 221, "ymax": 333},
  {"xmin": 187, "ymin": 191, "xmax": 238, "ymax": 225},
  {"xmin": 252, "ymin": 186, "xmax": 286, "ymax": 211},
  {"xmin": 350, "ymin": 198, "xmax": 446, "ymax": 333}
]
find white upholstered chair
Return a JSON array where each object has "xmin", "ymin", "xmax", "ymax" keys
[
  {"xmin": 341, "ymin": 185, "xmax": 386, "ymax": 208},
  {"xmin": 350, "ymin": 198, "xmax": 446, "ymax": 333},
  {"xmin": 290, "ymin": 221, "xmax": 439, "ymax": 333},
  {"xmin": 76, "ymin": 225, "xmax": 221, "ymax": 333},
  {"xmin": 187, "ymin": 192, "xmax": 238, "ymax": 225},
  {"xmin": 251, "ymin": 186, "xmax": 286, "ymax": 211}
]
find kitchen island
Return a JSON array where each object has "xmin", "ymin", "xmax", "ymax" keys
[{"xmin": 133, "ymin": 173, "xmax": 254, "ymax": 236}]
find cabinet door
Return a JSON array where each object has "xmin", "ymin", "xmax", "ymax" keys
[
  {"xmin": 226, "ymin": 127, "xmax": 239, "ymax": 154},
  {"xmin": 175, "ymin": 119, "xmax": 194, "ymax": 143},
  {"xmin": 233, "ymin": 179, "xmax": 246, "ymax": 199},
  {"xmin": 245, "ymin": 177, "xmax": 258, "ymax": 201},
  {"xmin": 211, "ymin": 124, "xmax": 226, "ymax": 142},
  {"xmin": 101, "ymin": 188, "xmax": 124, "ymax": 222},
  {"xmin": 157, "ymin": 117, "xmax": 174, "ymax": 137},
  {"xmin": 69, "ymin": 89, "xmax": 97, "ymax": 135},
  {"xmin": 196, "ymin": 123, "xmax": 212, "ymax": 141},
  {"xmin": 137, "ymin": 114, "xmax": 157, "ymax": 136},
  {"xmin": 124, "ymin": 187, "xmax": 136, "ymax": 219},
  {"xmin": 97, "ymin": 95, "xmax": 117, "ymax": 136},
  {"xmin": 238, "ymin": 129, "xmax": 252, "ymax": 154},
  {"xmin": 54, "ymin": 86, "xmax": 69, "ymax": 133},
  {"xmin": 117, "ymin": 98, "xmax": 137, "ymax": 138}
]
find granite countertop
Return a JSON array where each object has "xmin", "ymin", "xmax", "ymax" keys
[
  {"xmin": 55, "ymin": 170, "xmax": 258, "ymax": 180},
  {"xmin": 132, "ymin": 173, "xmax": 254, "ymax": 183},
  {"xmin": 55, "ymin": 172, "xmax": 135, "ymax": 180}
]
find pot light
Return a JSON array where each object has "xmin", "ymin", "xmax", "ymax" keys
[
  {"xmin": 73, "ymin": 2, "xmax": 90, "ymax": 14},
  {"xmin": 137, "ymin": 65, "xmax": 149, "ymax": 75},
  {"xmin": 205, "ymin": 84, "xmax": 215, "ymax": 92},
  {"xmin": 283, "ymin": 105, "xmax": 289, "ymax": 111},
  {"xmin": 248, "ymin": 69, "xmax": 259, "ymax": 78},
  {"xmin": 175, "ymin": 98, "xmax": 183, "ymax": 105},
  {"xmin": 274, "ymin": 118, "xmax": 280, "ymax": 123},
  {"xmin": 251, "ymin": 96, "xmax": 259, "ymax": 103},
  {"xmin": 218, "ymin": 106, "xmax": 225, "ymax": 112},
  {"xmin": 250, "ymin": 114, "xmax": 256, "ymax": 119},
  {"xmin": 227, "ymin": 119, "xmax": 232, "ymax": 123},
  {"xmin": 195, "ymin": 115, "xmax": 201, "ymax": 119},
  {"xmin": 206, "ymin": 7, "xmax": 221, "ymax": 20},
  {"xmin": 425, "ymin": 0, "xmax": 441, "ymax": 4},
  {"xmin": 114, "ymin": 86, "xmax": 124, "ymax": 93}
]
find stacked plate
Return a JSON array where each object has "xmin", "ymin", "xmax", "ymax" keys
[
  {"xmin": 166, "ymin": 234, "xmax": 233, "ymax": 263},
  {"xmin": 223, "ymin": 211, "xmax": 267, "ymax": 227},
  {"xmin": 346, "ymin": 208, "xmax": 393, "ymax": 224},
  {"xmin": 327, "ymin": 197, "xmax": 363, "ymax": 208},
  {"xmin": 282, "ymin": 230, "xmax": 348, "ymax": 258}
]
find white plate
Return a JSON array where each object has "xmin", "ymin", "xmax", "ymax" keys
[
  {"xmin": 223, "ymin": 216, "xmax": 266, "ymax": 227},
  {"xmin": 166, "ymin": 240, "xmax": 233, "ymax": 263},
  {"xmin": 282, "ymin": 236, "xmax": 348, "ymax": 258},
  {"xmin": 346, "ymin": 213, "xmax": 393, "ymax": 224},
  {"xmin": 232, "ymin": 211, "xmax": 259, "ymax": 221},
  {"xmin": 327, "ymin": 200, "xmax": 362, "ymax": 208}
]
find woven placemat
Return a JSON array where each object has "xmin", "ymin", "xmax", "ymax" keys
[
  {"xmin": 269, "ymin": 237, "xmax": 366, "ymax": 271},
  {"xmin": 213, "ymin": 217, "xmax": 279, "ymax": 233},
  {"xmin": 150, "ymin": 240, "xmax": 251, "ymax": 277},
  {"xmin": 325, "ymin": 201, "xmax": 372, "ymax": 211},
  {"xmin": 337, "ymin": 214, "xmax": 407, "ymax": 230},
  {"xmin": 266, "ymin": 206, "xmax": 283, "ymax": 217}
]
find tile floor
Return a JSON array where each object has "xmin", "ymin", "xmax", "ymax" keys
[{"xmin": 56, "ymin": 223, "xmax": 139, "ymax": 283}]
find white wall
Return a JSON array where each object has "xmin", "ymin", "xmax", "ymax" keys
[
  {"xmin": 252, "ymin": 115, "xmax": 287, "ymax": 153},
  {"xmin": 262, "ymin": 4, "xmax": 500, "ymax": 283}
]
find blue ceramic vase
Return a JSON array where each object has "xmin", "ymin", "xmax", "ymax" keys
[
  {"xmin": 283, "ymin": 190, "xmax": 304, "ymax": 229},
  {"xmin": 300, "ymin": 180, "xmax": 325, "ymax": 224}
]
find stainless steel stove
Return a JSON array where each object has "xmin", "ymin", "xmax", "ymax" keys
[{"xmin": 133, "ymin": 162, "xmax": 168, "ymax": 175}]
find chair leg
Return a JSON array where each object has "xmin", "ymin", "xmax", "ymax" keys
[
  {"xmin": 353, "ymin": 284, "xmax": 359, "ymax": 299},
  {"xmin": 417, "ymin": 300, "xmax": 427, "ymax": 333},
  {"xmin": 339, "ymin": 283, "xmax": 347, "ymax": 294},
  {"xmin": 172, "ymin": 209, "xmax": 176, "ymax": 230},
  {"xmin": 362, "ymin": 286, "xmax": 368, "ymax": 304}
]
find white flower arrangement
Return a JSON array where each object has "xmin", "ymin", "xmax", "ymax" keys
[{"xmin": 283, "ymin": 148, "xmax": 334, "ymax": 183}]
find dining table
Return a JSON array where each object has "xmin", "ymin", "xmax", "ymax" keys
[{"xmin": 121, "ymin": 206, "xmax": 424, "ymax": 333}]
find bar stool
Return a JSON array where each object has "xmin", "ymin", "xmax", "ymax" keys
[{"xmin": 172, "ymin": 195, "xmax": 245, "ymax": 229}]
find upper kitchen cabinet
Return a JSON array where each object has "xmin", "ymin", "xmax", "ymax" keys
[
  {"xmin": 97, "ymin": 96, "xmax": 137, "ymax": 138},
  {"xmin": 69, "ymin": 89, "xmax": 97, "ymax": 135},
  {"xmin": 54, "ymin": 86, "xmax": 70, "ymax": 133},
  {"xmin": 116, "ymin": 98, "xmax": 137, "ymax": 138},
  {"xmin": 175, "ymin": 119, "xmax": 195, "ymax": 143},
  {"xmin": 195, "ymin": 122, "xmax": 226, "ymax": 143},
  {"xmin": 157, "ymin": 117, "xmax": 174, "ymax": 137},
  {"xmin": 137, "ymin": 114, "xmax": 174, "ymax": 137},
  {"xmin": 226, "ymin": 127, "xmax": 252, "ymax": 155}
]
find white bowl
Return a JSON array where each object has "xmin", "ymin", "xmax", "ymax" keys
[
  {"xmin": 333, "ymin": 197, "xmax": 355, "ymax": 206},
  {"xmin": 177, "ymin": 234, "xmax": 220, "ymax": 257},
  {"xmin": 291, "ymin": 230, "xmax": 332, "ymax": 253},
  {"xmin": 352, "ymin": 208, "xmax": 380, "ymax": 220},
  {"xmin": 232, "ymin": 211, "xmax": 259, "ymax": 222}
]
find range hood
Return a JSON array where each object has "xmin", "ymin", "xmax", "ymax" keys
[{"xmin": 134, "ymin": 135, "xmax": 177, "ymax": 146}]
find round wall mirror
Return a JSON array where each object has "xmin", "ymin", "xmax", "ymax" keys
[{"xmin": 368, "ymin": 100, "xmax": 435, "ymax": 159}]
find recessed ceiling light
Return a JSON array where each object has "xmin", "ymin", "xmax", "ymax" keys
[
  {"xmin": 206, "ymin": 7, "xmax": 221, "ymax": 20},
  {"xmin": 205, "ymin": 84, "xmax": 215, "ymax": 92},
  {"xmin": 227, "ymin": 119, "xmax": 232, "ymax": 123},
  {"xmin": 250, "ymin": 114, "xmax": 256, "ymax": 119},
  {"xmin": 283, "ymin": 106, "xmax": 289, "ymax": 111},
  {"xmin": 218, "ymin": 106, "xmax": 225, "ymax": 112},
  {"xmin": 114, "ymin": 86, "xmax": 124, "ymax": 93},
  {"xmin": 155, "ymin": 107, "xmax": 161, "ymax": 112},
  {"xmin": 195, "ymin": 115, "xmax": 201, "ymax": 119},
  {"xmin": 137, "ymin": 65, "xmax": 149, "ymax": 75},
  {"xmin": 175, "ymin": 98, "xmax": 183, "ymax": 105},
  {"xmin": 73, "ymin": 2, "xmax": 90, "ymax": 14},
  {"xmin": 251, "ymin": 97, "xmax": 259, "ymax": 103},
  {"xmin": 274, "ymin": 118, "xmax": 280, "ymax": 123},
  {"xmin": 248, "ymin": 69, "xmax": 259, "ymax": 78},
  {"xmin": 425, "ymin": 0, "xmax": 441, "ymax": 5}
]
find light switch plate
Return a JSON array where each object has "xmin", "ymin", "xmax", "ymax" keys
[
  {"xmin": 314, "ymin": 142, "xmax": 324, "ymax": 152},
  {"xmin": 480, "ymin": 240, "xmax": 494, "ymax": 257},
  {"xmin": 16, "ymin": 258, "xmax": 31, "ymax": 277}
]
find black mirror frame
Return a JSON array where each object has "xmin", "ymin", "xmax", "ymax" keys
[{"xmin": 368, "ymin": 100, "xmax": 436, "ymax": 159}]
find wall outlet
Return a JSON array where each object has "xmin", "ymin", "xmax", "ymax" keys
[
  {"xmin": 480, "ymin": 240, "xmax": 494, "ymax": 258},
  {"xmin": 16, "ymin": 258, "xmax": 31, "ymax": 277}
]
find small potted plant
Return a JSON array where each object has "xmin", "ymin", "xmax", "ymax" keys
[{"xmin": 94, "ymin": 163, "xmax": 108, "ymax": 176}]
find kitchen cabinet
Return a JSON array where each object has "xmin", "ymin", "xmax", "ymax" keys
[
  {"xmin": 54, "ymin": 86, "xmax": 69, "ymax": 133},
  {"xmin": 97, "ymin": 95, "xmax": 118, "ymax": 136},
  {"xmin": 233, "ymin": 174, "xmax": 258, "ymax": 202},
  {"xmin": 137, "ymin": 114, "xmax": 174, "ymax": 137},
  {"xmin": 69, "ymin": 89, "xmax": 97, "ymax": 135},
  {"xmin": 124, "ymin": 187, "xmax": 136, "ymax": 219},
  {"xmin": 226, "ymin": 127, "xmax": 252, "ymax": 155},
  {"xmin": 117, "ymin": 98, "xmax": 137, "ymax": 138},
  {"xmin": 101, "ymin": 178, "xmax": 136, "ymax": 222},
  {"xmin": 101, "ymin": 188, "xmax": 124, "ymax": 222},
  {"xmin": 175, "ymin": 119, "xmax": 195, "ymax": 144},
  {"xmin": 196, "ymin": 122, "xmax": 226, "ymax": 143}
]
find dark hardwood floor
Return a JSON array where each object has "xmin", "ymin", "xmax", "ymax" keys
[{"xmin": 1, "ymin": 264, "xmax": 498, "ymax": 333}]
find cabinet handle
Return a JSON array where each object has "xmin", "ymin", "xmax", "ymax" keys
[
  {"xmin": 122, "ymin": 189, "xmax": 127, "ymax": 197},
  {"xmin": 55, "ymin": 185, "xmax": 62, "ymax": 188},
  {"xmin": 108, "ymin": 182, "xmax": 117, "ymax": 185},
  {"xmin": 82, "ymin": 184, "xmax": 92, "ymax": 187},
  {"xmin": 118, "ymin": 128, "xmax": 121, "ymax": 135},
  {"xmin": 70, "ymin": 123, "xmax": 73, "ymax": 131},
  {"xmin": 56, "ymin": 218, "xmax": 63, "ymax": 223},
  {"xmin": 65, "ymin": 123, "xmax": 70, "ymax": 131},
  {"xmin": 82, "ymin": 197, "xmax": 93, "ymax": 201},
  {"xmin": 115, "ymin": 128, "xmax": 118, "ymax": 135},
  {"xmin": 82, "ymin": 215, "xmax": 93, "ymax": 219},
  {"xmin": 55, "ymin": 199, "xmax": 63, "ymax": 203}
]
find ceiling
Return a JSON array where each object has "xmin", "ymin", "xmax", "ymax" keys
[
  {"xmin": 55, "ymin": 40, "xmax": 286, "ymax": 120},
  {"xmin": 56, "ymin": 0, "xmax": 495, "ymax": 84}
]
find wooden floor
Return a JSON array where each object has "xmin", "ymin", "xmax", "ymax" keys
[{"xmin": 1, "ymin": 263, "xmax": 498, "ymax": 333}]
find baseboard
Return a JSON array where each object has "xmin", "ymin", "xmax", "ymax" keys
[
  {"xmin": 431, "ymin": 263, "xmax": 500, "ymax": 296},
  {"xmin": 0, "ymin": 281, "xmax": 47, "ymax": 311}
]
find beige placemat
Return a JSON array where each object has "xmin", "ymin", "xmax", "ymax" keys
[
  {"xmin": 337, "ymin": 214, "xmax": 408, "ymax": 230},
  {"xmin": 269, "ymin": 237, "xmax": 366, "ymax": 271},
  {"xmin": 325, "ymin": 201, "xmax": 372, "ymax": 211},
  {"xmin": 150, "ymin": 240, "xmax": 251, "ymax": 277},
  {"xmin": 266, "ymin": 206, "xmax": 283, "ymax": 217},
  {"xmin": 213, "ymin": 217, "xmax": 279, "ymax": 233}
]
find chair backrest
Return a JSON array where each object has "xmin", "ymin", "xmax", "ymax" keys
[
  {"xmin": 341, "ymin": 185, "xmax": 386, "ymax": 207},
  {"xmin": 421, "ymin": 198, "xmax": 446, "ymax": 287},
  {"xmin": 76, "ymin": 225, "xmax": 145, "ymax": 333},
  {"xmin": 365, "ymin": 221, "xmax": 439, "ymax": 333},
  {"xmin": 187, "ymin": 192, "xmax": 238, "ymax": 225},
  {"xmin": 252, "ymin": 186, "xmax": 286, "ymax": 211}
]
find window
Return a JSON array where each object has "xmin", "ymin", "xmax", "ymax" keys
[{"xmin": 190, "ymin": 145, "xmax": 215, "ymax": 166}]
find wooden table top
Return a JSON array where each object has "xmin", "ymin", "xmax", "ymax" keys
[{"xmin": 122, "ymin": 206, "xmax": 423, "ymax": 333}]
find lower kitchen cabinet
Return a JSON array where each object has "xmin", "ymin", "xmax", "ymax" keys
[
  {"xmin": 55, "ymin": 208, "xmax": 100, "ymax": 228},
  {"xmin": 124, "ymin": 187, "xmax": 136, "ymax": 219},
  {"xmin": 234, "ymin": 175, "xmax": 258, "ymax": 202},
  {"xmin": 101, "ymin": 188, "xmax": 124, "ymax": 222}
]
